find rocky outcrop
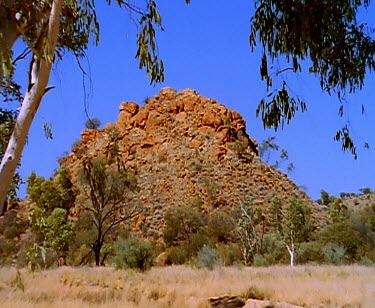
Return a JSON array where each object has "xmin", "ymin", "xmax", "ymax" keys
[{"xmin": 60, "ymin": 88, "xmax": 318, "ymax": 237}]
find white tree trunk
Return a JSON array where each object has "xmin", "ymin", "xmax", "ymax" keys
[
  {"xmin": 0, "ymin": 0, "xmax": 63, "ymax": 213},
  {"xmin": 286, "ymin": 243, "xmax": 295, "ymax": 267}
]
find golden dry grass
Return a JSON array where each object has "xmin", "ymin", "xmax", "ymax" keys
[{"xmin": 0, "ymin": 265, "xmax": 373, "ymax": 307}]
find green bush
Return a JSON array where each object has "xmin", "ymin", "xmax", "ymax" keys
[
  {"xmin": 163, "ymin": 206, "xmax": 207, "ymax": 247},
  {"xmin": 207, "ymin": 210, "xmax": 235, "ymax": 243},
  {"xmin": 166, "ymin": 245, "xmax": 191, "ymax": 265},
  {"xmin": 318, "ymin": 221, "xmax": 363, "ymax": 261},
  {"xmin": 188, "ymin": 232, "xmax": 210, "ymax": 254},
  {"xmin": 323, "ymin": 243, "xmax": 347, "ymax": 265},
  {"xmin": 166, "ymin": 231, "xmax": 211, "ymax": 266},
  {"xmin": 359, "ymin": 256, "xmax": 374, "ymax": 266},
  {"xmin": 114, "ymin": 237, "xmax": 153, "ymax": 271},
  {"xmin": 195, "ymin": 245, "xmax": 219, "ymax": 270},
  {"xmin": 253, "ymin": 254, "xmax": 274, "ymax": 267},
  {"xmin": 360, "ymin": 187, "xmax": 372, "ymax": 195},
  {"xmin": 259, "ymin": 234, "xmax": 289, "ymax": 265},
  {"xmin": 216, "ymin": 243, "xmax": 243, "ymax": 266},
  {"xmin": 297, "ymin": 241, "xmax": 325, "ymax": 264}
]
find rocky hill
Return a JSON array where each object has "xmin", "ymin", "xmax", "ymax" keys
[
  {"xmin": 59, "ymin": 88, "xmax": 318, "ymax": 236},
  {"xmin": 341, "ymin": 191, "xmax": 375, "ymax": 209}
]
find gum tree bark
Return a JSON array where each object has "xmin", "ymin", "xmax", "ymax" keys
[{"xmin": 0, "ymin": 0, "xmax": 63, "ymax": 213}]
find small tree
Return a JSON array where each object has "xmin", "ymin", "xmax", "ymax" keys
[
  {"xmin": 163, "ymin": 206, "xmax": 208, "ymax": 264},
  {"xmin": 329, "ymin": 198, "xmax": 349, "ymax": 224},
  {"xmin": 359, "ymin": 187, "xmax": 372, "ymax": 195},
  {"xmin": 44, "ymin": 208, "xmax": 74, "ymax": 256},
  {"xmin": 78, "ymin": 157, "xmax": 139, "ymax": 266},
  {"xmin": 27, "ymin": 168, "xmax": 77, "ymax": 212},
  {"xmin": 269, "ymin": 197, "xmax": 312, "ymax": 267},
  {"xmin": 237, "ymin": 197, "xmax": 265, "ymax": 265},
  {"xmin": 163, "ymin": 206, "xmax": 207, "ymax": 247},
  {"xmin": 27, "ymin": 168, "xmax": 76, "ymax": 265},
  {"xmin": 318, "ymin": 189, "xmax": 336, "ymax": 206},
  {"xmin": 85, "ymin": 118, "xmax": 101, "ymax": 130}
]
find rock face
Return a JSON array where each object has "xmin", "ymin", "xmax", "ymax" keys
[{"xmin": 60, "ymin": 88, "xmax": 314, "ymax": 236}]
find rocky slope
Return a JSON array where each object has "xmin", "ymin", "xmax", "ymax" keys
[
  {"xmin": 341, "ymin": 191, "xmax": 375, "ymax": 209},
  {"xmin": 59, "ymin": 88, "xmax": 317, "ymax": 236}
]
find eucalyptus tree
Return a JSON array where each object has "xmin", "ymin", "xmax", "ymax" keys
[
  {"xmin": 250, "ymin": 0, "xmax": 375, "ymax": 158},
  {"xmin": 78, "ymin": 157, "xmax": 139, "ymax": 266},
  {"xmin": 0, "ymin": 0, "xmax": 190, "ymax": 213},
  {"xmin": 269, "ymin": 197, "xmax": 312, "ymax": 267}
]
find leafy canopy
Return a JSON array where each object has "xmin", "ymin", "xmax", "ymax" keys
[{"xmin": 250, "ymin": 0, "xmax": 375, "ymax": 158}]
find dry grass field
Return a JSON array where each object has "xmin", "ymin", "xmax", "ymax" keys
[{"xmin": 0, "ymin": 265, "xmax": 373, "ymax": 307}]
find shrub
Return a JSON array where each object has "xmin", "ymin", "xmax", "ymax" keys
[
  {"xmin": 359, "ymin": 256, "xmax": 374, "ymax": 266},
  {"xmin": 188, "ymin": 232, "xmax": 210, "ymax": 254},
  {"xmin": 195, "ymin": 245, "xmax": 219, "ymax": 270},
  {"xmin": 85, "ymin": 117, "xmax": 101, "ymax": 129},
  {"xmin": 166, "ymin": 245, "xmax": 190, "ymax": 265},
  {"xmin": 360, "ymin": 187, "xmax": 372, "ymax": 195},
  {"xmin": 253, "ymin": 254, "xmax": 274, "ymax": 267},
  {"xmin": 340, "ymin": 192, "xmax": 347, "ymax": 199},
  {"xmin": 3, "ymin": 225, "xmax": 21, "ymax": 240},
  {"xmin": 258, "ymin": 234, "xmax": 289, "ymax": 265},
  {"xmin": 114, "ymin": 237, "xmax": 153, "ymax": 271},
  {"xmin": 163, "ymin": 206, "xmax": 207, "ymax": 247},
  {"xmin": 207, "ymin": 210, "xmax": 235, "ymax": 243},
  {"xmin": 0, "ymin": 238, "xmax": 17, "ymax": 264},
  {"xmin": 318, "ymin": 221, "xmax": 363, "ymax": 261},
  {"xmin": 297, "ymin": 241, "xmax": 325, "ymax": 264},
  {"xmin": 216, "ymin": 243, "xmax": 243, "ymax": 266},
  {"xmin": 323, "ymin": 243, "xmax": 347, "ymax": 265}
]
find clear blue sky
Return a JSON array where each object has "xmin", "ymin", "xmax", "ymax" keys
[{"xmin": 13, "ymin": 0, "xmax": 375, "ymax": 200}]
